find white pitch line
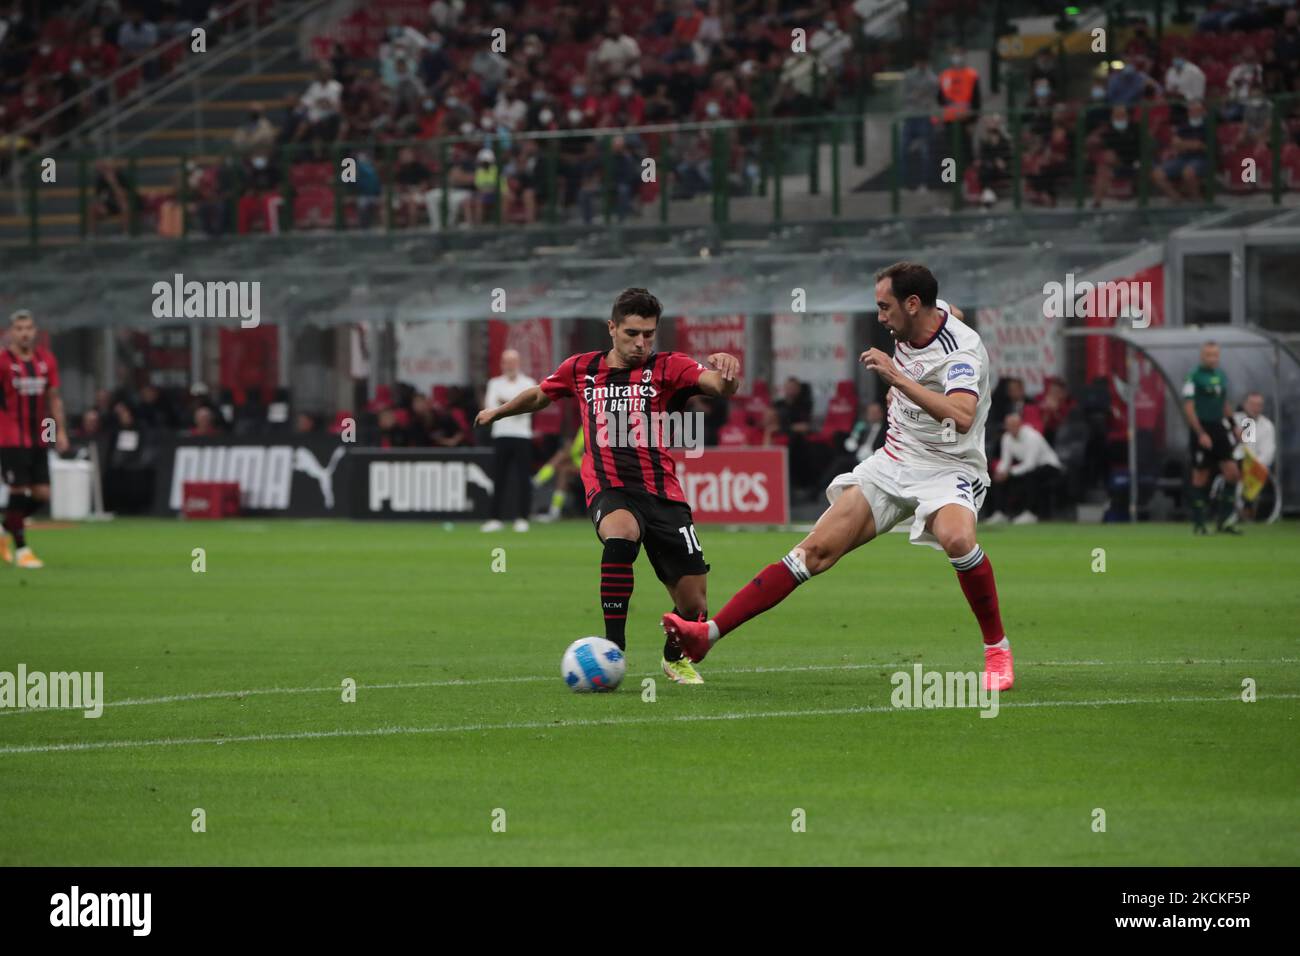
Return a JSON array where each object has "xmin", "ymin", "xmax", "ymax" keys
[
  {"xmin": 0, "ymin": 657, "xmax": 1295, "ymax": 718},
  {"xmin": 1, "ymin": 693, "xmax": 1297, "ymax": 756}
]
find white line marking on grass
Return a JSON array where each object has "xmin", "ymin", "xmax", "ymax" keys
[
  {"xmin": 2, "ymin": 693, "xmax": 1297, "ymax": 756},
  {"xmin": 0, "ymin": 658, "xmax": 1295, "ymax": 718}
]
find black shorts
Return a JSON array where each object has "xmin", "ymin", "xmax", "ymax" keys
[
  {"xmin": 1191, "ymin": 419, "xmax": 1235, "ymax": 469},
  {"xmin": 0, "ymin": 447, "xmax": 50, "ymax": 488},
  {"xmin": 588, "ymin": 486, "xmax": 710, "ymax": 586}
]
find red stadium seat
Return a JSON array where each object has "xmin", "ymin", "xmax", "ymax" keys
[
  {"xmin": 1281, "ymin": 143, "xmax": 1300, "ymax": 190},
  {"xmin": 290, "ymin": 163, "xmax": 334, "ymax": 189},
  {"xmin": 292, "ymin": 185, "xmax": 335, "ymax": 229}
]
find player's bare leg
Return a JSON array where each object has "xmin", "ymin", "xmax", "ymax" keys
[
  {"xmin": 596, "ymin": 509, "xmax": 641, "ymax": 651},
  {"xmin": 662, "ymin": 485, "xmax": 878, "ymax": 662},
  {"xmin": 661, "ymin": 572, "xmax": 707, "ymax": 684},
  {"xmin": 927, "ymin": 503, "xmax": 1011, "ymax": 691}
]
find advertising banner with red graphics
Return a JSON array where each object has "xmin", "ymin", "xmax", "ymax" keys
[
  {"xmin": 1082, "ymin": 263, "xmax": 1167, "ymax": 439},
  {"xmin": 674, "ymin": 447, "xmax": 789, "ymax": 524},
  {"xmin": 771, "ymin": 313, "xmax": 852, "ymax": 415},
  {"xmin": 488, "ymin": 317, "xmax": 553, "ymax": 380},
  {"xmin": 219, "ymin": 325, "xmax": 278, "ymax": 403},
  {"xmin": 396, "ymin": 320, "xmax": 467, "ymax": 392},
  {"xmin": 675, "ymin": 315, "xmax": 746, "ymax": 371},
  {"xmin": 977, "ymin": 301, "xmax": 1061, "ymax": 395}
]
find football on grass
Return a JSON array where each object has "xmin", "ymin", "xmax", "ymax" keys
[{"xmin": 561, "ymin": 637, "xmax": 626, "ymax": 692}]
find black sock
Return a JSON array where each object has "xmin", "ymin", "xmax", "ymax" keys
[
  {"xmin": 5, "ymin": 494, "xmax": 29, "ymax": 548},
  {"xmin": 600, "ymin": 538, "xmax": 639, "ymax": 650},
  {"xmin": 1216, "ymin": 483, "xmax": 1237, "ymax": 525}
]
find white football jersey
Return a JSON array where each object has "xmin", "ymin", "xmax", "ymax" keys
[{"xmin": 882, "ymin": 302, "xmax": 990, "ymax": 475}]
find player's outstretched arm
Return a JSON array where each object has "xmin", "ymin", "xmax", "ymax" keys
[
  {"xmin": 860, "ymin": 348, "xmax": 977, "ymax": 433},
  {"xmin": 698, "ymin": 352, "xmax": 741, "ymax": 397},
  {"xmin": 475, "ymin": 385, "xmax": 551, "ymax": 427}
]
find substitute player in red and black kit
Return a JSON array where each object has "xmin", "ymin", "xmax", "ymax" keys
[
  {"xmin": 1, "ymin": 310, "xmax": 69, "ymax": 569},
  {"xmin": 475, "ymin": 288, "xmax": 741, "ymax": 684}
]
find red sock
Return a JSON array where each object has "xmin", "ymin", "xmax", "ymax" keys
[
  {"xmin": 953, "ymin": 547, "xmax": 1005, "ymax": 645},
  {"xmin": 713, "ymin": 556, "xmax": 807, "ymax": 637}
]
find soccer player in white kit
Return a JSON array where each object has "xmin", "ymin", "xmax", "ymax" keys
[{"xmin": 663, "ymin": 262, "xmax": 1014, "ymax": 691}]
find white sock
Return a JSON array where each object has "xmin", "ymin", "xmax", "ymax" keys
[
  {"xmin": 986, "ymin": 636, "xmax": 1010, "ymax": 650},
  {"xmin": 707, "ymin": 620, "xmax": 720, "ymax": 644}
]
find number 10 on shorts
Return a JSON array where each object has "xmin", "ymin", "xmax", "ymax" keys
[{"xmin": 678, "ymin": 524, "xmax": 702, "ymax": 554}]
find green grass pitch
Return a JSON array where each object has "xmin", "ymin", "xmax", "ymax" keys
[{"xmin": 1, "ymin": 518, "xmax": 1297, "ymax": 866}]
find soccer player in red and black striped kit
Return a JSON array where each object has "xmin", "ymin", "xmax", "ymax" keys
[
  {"xmin": 475, "ymin": 288, "xmax": 741, "ymax": 684},
  {"xmin": 1, "ymin": 310, "xmax": 69, "ymax": 569}
]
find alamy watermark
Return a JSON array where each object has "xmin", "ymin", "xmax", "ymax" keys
[
  {"xmin": 594, "ymin": 410, "xmax": 705, "ymax": 458},
  {"xmin": 151, "ymin": 273, "xmax": 261, "ymax": 327},
  {"xmin": 1043, "ymin": 273, "xmax": 1152, "ymax": 327},
  {"xmin": 890, "ymin": 663, "xmax": 1000, "ymax": 718},
  {"xmin": 0, "ymin": 664, "xmax": 104, "ymax": 718}
]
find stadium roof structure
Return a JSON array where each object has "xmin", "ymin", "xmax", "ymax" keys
[
  {"xmin": 2, "ymin": 207, "xmax": 1234, "ymax": 330},
  {"xmin": 1063, "ymin": 324, "xmax": 1298, "ymax": 518}
]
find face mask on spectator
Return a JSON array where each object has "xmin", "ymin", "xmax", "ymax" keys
[
  {"xmin": 823, "ymin": 21, "xmax": 836, "ymax": 33},
  {"xmin": 1091, "ymin": 85, "xmax": 1105, "ymax": 100},
  {"xmin": 71, "ymin": 60, "xmax": 84, "ymax": 75},
  {"xmin": 617, "ymin": 83, "xmax": 632, "ymax": 98},
  {"xmin": 539, "ymin": 108, "xmax": 553, "ymax": 124},
  {"xmin": 950, "ymin": 54, "xmax": 964, "ymax": 67},
  {"xmin": 423, "ymin": 98, "xmax": 434, "ymax": 111},
  {"xmin": 572, "ymin": 84, "xmax": 586, "ymax": 97},
  {"xmin": 1188, "ymin": 116, "xmax": 1203, "ymax": 127},
  {"xmin": 532, "ymin": 89, "xmax": 546, "ymax": 102},
  {"xmin": 1034, "ymin": 82, "xmax": 1050, "ymax": 98},
  {"xmin": 252, "ymin": 156, "xmax": 268, "ymax": 169},
  {"xmin": 460, "ymin": 121, "xmax": 475, "ymax": 135},
  {"xmin": 1173, "ymin": 57, "xmax": 1186, "ymax": 69},
  {"xmin": 39, "ymin": 44, "xmax": 51, "ymax": 56},
  {"xmin": 481, "ymin": 115, "xmax": 494, "ymax": 129},
  {"xmin": 446, "ymin": 96, "xmax": 459, "ymax": 108},
  {"xmin": 568, "ymin": 108, "xmax": 583, "ymax": 125},
  {"xmin": 706, "ymin": 101, "xmax": 721, "ymax": 118},
  {"xmin": 1113, "ymin": 119, "xmax": 1128, "ymax": 130}
]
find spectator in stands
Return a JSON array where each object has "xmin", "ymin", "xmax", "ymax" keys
[
  {"xmin": 1035, "ymin": 377, "xmax": 1074, "ymax": 445},
  {"xmin": 189, "ymin": 405, "xmax": 220, "ymax": 438},
  {"xmin": 233, "ymin": 103, "xmax": 276, "ymax": 160},
  {"xmin": 1234, "ymin": 391, "xmax": 1276, "ymax": 521},
  {"xmin": 1224, "ymin": 46, "xmax": 1264, "ymax": 122},
  {"xmin": 294, "ymin": 412, "xmax": 319, "ymax": 434},
  {"xmin": 774, "ymin": 376, "xmax": 812, "ymax": 435},
  {"xmin": 899, "ymin": 51, "xmax": 938, "ymax": 191},
  {"xmin": 938, "ymin": 46, "xmax": 981, "ymax": 178},
  {"xmin": 424, "ymin": 141, "xmax": 475, "ymax": 230},
  {"xmin": 135, "ymin": 384, "xmax": 178, "ymax": 430},
  {"xmin": 1277, "ymin": 10, "xmax": 1300, "ymax": 91},
  {"xmin": 89, "ymin": 158, "xmax": 136, "ymax": 233},
  {"xmin": 1025, "ymin": 106, "xmax": 1072, "ymax": 206},
  {"xmin": 469, "ymin": 35, "xmax": 510, "ymax": 102},
  {"xmin": 481, "ymin": 349, "xmax": 537, "ymax": 533},
  {"xmin": 1106, "ymin": 58, "xmax": 1161, "ymax": 107},
  {"xmin": 843, "ymin": 401, "xmax": 886, "ymax": 462},
  {"xmin": 1029, "ymin": 45, "xmax": 1059, "ymax": 88},
  {"xmin": 419, "ymin": 30, "xmax": 451, "ymax": 94},
  {"xmin": 1164, "ymin": 47, "xmax": 1207, "ymax": 105},
  {"xmin": 502, "ymin": 141, "xmax": 539, "ymax": 224},
  {"xmin": 394, "ymin": 146, "xmax": 431, "ymax": 228},
  {"xmin": 291, "ymin": 64, "xmax": 343, "ymax": 154},
  {"xmin": 592, "ymin": 16, "xmax": 642, "ymax": 81},
  {"xmin": 390, "ymin": 56, "xmax": 426, "ymax": 121},
  {"xmin": 602, "ymin": 77, "xmax": 646, "ymax": 127},
  {"xmin": 116, "ymin": 6, "xmax": 158, "ymax": 79},
  {"xmin": 1152, "ymin": 99, "xmax": 1209, "ymax": 203},
  {"xmin": 976, "ymin": 113, "xmax": 1012, "ymax": 206},
  {"xmin": 353, "ymin": 150, "xmax": 382, "ymax": 229},
  {"xmin": 469, "ymin": 147, "xmax": 499, "ymax": 224},
  {"xmin": 580, "ymin": 134, "xmax": 637, "ymax": 223},
  {"xmin": 756, "ymin": 406, "xmax": 788, "ymax": 446},
  {"xmin": 986, "ymin": 412, "xmax": 1064, "ymax": 524},
  {"xmin": 1088, "ymin": 105, "xmax": 1140, "ymax": 208},
  {"xmin": 494, "ymin": 81, "xmax": 528, "ymax": 132}
]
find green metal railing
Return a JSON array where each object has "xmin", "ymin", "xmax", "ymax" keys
[
  {"xmin": 887, "ymin": 92, "xmax": 1299, "ymax": 212},
  {"xmin": 14, "ymin": 93, "xmax": 1300, "ymax": 247}
]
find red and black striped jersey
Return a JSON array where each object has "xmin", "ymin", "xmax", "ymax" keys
[
  {"xmin": 0, "ymin": 346, "xmax": 60, "ymax": 449},
  {"xmin": 539, "ymin": 350, "xmax": 707, "ymax": 504}
]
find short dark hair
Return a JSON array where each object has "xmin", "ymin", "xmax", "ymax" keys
[
  {"xmin": 875, "ymin": 262, "xmax": 938, "ymax": 308},
  {"xmin": 611, "ymin": 287, "xmax": 662, "ymax": 325}
]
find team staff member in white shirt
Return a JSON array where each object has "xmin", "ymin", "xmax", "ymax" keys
[
  {"xmin": 481, "ymin": 349, "xmax": 537, "ymax": 532},
  {"xmin": 987, "ymin": 412, "xmax": 1064, "ymax": 525}
]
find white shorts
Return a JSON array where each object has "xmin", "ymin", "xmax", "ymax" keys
[{"xmin": 825, "ymin": 451, "xmax": 988, "ymax": 550}]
